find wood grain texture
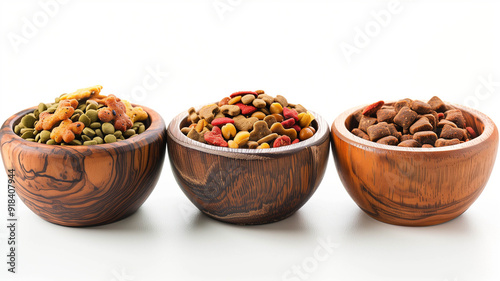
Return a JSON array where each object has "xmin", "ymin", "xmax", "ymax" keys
[
  {"xmin": 167, "ymin": 110, "xmax": 330, "ymax": 225},
  {"xmin": 331, "ymin": 103, "xmax": 499, "ymax": 226},
  {"xmin": 0, "ymin": 105, "xmax": 167, "ymax": 227}
]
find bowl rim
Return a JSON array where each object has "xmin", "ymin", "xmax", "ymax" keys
[
  {"xmin": 167, "ymin": 106, "xmax": 330, "ymax": 156},
  {"xmin": 0, "ymin": 104, "xmax": 165, "ymax": 152},
  {"xmin": 332, "ymin": 101, "xmax": 498, "ymax": 152}
]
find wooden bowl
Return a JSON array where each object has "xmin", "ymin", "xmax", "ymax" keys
[
  {"xmin": 0, "ymin": 105, "xmax": 167, "ymax": 227},
  {"xmin": 167, "ymin": 109, "xmax": 330, "ymax": 225},
  {"xmin": 331, "ymin": 103, "xmax": 499, "ymax": 226}
]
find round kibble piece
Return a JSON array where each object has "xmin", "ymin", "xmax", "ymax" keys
[
  {"xmin": 83, "ymin": 127, "xmax": 96, "ymax": 138},
  {"xmin": 79, "ymin": 114, "xmax": 91, "ymax": 127},
  {"xmin": 124, "ymin": 129, "xmax": 136, "ymax": 137},
  {"xmin": 21, "ymin": 114, "xmax": 37, "ymax": 128},
  {"xmin": 102, "ymin": 122, "xmax": 115, "ymax": 135},
  {"xmin": 86, "ymin": 109, "xmax": 99, "ymax": 122},
  {"xmin": 93, "ymin": 137, "xmax": 104, "ymax": 144},
  {"xmin": 104, "ymin": 134, "xmax": 117, "ymax": 143},
  {"xmin": 39, "ymin": 130, "xmax": 51, "ymax": 143},
  {"xmin": 90, "ymin": 122, "xmax": 101, "ymax": 129},
  {"xmin": 83, "ymin": 140, "xmax": 97, "ymax": 146}
]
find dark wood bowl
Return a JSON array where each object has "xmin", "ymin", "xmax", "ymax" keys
[
  {"xmin": 331, "ymin": 103, "xmax": 499, "ymax": 226},
  {"xmin": 167, "ymin": 109, "xmax": 330, "ymax": 225},
  {"xmin": 0, "ymin": 105, "xmax": 167, "ymax": 227}
]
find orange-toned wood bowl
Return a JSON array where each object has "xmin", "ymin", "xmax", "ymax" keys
[
  {"xmin": 167, "ymin": 109, "xmax": 330, "ymax": 225},
  {"xmin": 0, "ymin": 105, "xmax": 167, "ymax": 227},
  {"xmin": 331, "ymin": 103, "xmax": 498, "ymax": 226}
]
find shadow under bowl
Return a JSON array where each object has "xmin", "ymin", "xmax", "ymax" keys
[
  {"xmin": 167, "ymin": 109, "xmax": 330, "ymax": 225},
  {"xmin": 331, "ymin": 102, "xmax": 499, "ymax": 226},
  {"xmin": 0, "ymin": 105, "xmax": 167, "ymax": 227}
]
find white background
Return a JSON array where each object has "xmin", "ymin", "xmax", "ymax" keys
[{"xmin": 1, "ymin": 0, "xmax": 499, "ymax": 280}]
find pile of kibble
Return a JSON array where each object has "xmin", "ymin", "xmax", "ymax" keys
[
  {"xmin": 181, "ymin": 90, "xmax": 316, "ymax": 149},
  {"xmin": 15, "ymin": 85, "xmax": 149, "ymax": 145},
  {"xmin": 351, "ymin": 96, "xmax": 478, "ymax": 147}
]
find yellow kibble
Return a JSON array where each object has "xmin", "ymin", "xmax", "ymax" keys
[
  {"xmin": 195, "ymin": 119, "xmax": 207, "ymax": 132},
  {"xmin": 228, "ymin": 140, "xmax": 239, "ymax": 148},
  {"xmin": 298, "ymin": 112, "xmax": 313, "ymax": 128},
  {"xmin": 228, "ymin": 96, "xmax": 242, "ymax": 105},
  {"xmin": 270, "ymin": 102, "xmax": 283, "ymax": 114},
  {"xmin": 257, "ymin": 143, "xmax": 270, "ymax": 149},
  {"xmin": 221, "ymin": 123, "xmax": 236, "ymax": 140},
  {"xmin": 251, "ymin": 111, "xmax": 266, "ymax": 120},
  {"xmin": 233, "ymin": 131, "xmax": 250, "ymax": 146}
]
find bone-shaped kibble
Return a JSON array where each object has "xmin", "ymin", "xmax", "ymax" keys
[
  {"xmin": 122, "ymin": 100, "xmax": 148, "ymax": 123},
  {"xmin": 199, "ymin": 104, "xmax": 220, "ymax": 123},
  {"xmin": 220, "ymin": 105, "xmax": 240, "ymax": 116},
  {"xmin": 233, "ymin": 115, "xmax": 258, "ymax": 131},
  {"xmin": 270, "ymin": 122, "xmax": 297, "ymax": 140},
  {"xmin": 97, "ymin": 95, "xmax": 133, "ymax": 132},
  {"xmin": 35, "ymin": 99, "xmax": 79, "ymax": 131},
  {"xmin": 60, "ymin": 85, "xmax": 103, "ymax": 100},
  {"xmin": 50, "ymin": 120, "xmax": 85, "ymax": 143},
  {"xmin": 249, "ymin": 121, "xmax": 273, "ymax": 142}
]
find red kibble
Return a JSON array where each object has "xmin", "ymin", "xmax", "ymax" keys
[
  {"xmin": 211, "ymin": 117, "xmax": 235, "ymax": 127},
  {"xmin": 437, "ymin": 112, "xmax": 445, "ymax": 119},
  {"xmin": 273, "ymin": 135, "xmax": 291, "ymax": 147},
  {"xmin": 235, "ymin": 103, "xmax": 257, "ymax": 115},
  {"xmin": 362, "ymin": 101, "xmax": 384, "ymax": 116},
  {"xmin": 230, "ymin": 91, "xmax": 258, "ymax": 98},
  {"xmin": 292, "ymin": 138, "xmax": 300, "ymax": 144},
  {"xmin": 466, "ymin": 127, "xmax": 478, "ymax": 138},
  {"xmin": 204, "ymin": 126, "xmax": 228, "ymax": 147},
  {"xmin": 281, "ymin": 118, "xmax": 295, "ymax": 129},
  {"xmin": 283, "ymin": 107, "xmax": 299, "ymax": 122},
  {"xmin": 292, "ymin": 125, "xmax": 301, "ymax": 132}
]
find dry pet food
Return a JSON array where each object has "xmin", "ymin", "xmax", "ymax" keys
[
  {"xmin": 351, "ymin": 96, "xmax": 478, "ymax": 147},
  {"xmin": 14, "ymin": 85, "xmax": 149, "ymax": 145},
  {"xmin": 181, "ymin": 90, "xmax": 317, "ymax": 149}
]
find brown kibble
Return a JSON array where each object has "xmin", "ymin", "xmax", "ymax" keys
[
  {"xmin": 435, "ymin": 138, "xmax": 461, "ymax": 147},
  {"xmin": 299, "ymin": 127, "xmax": 314, "ymax": 141},
  {"xmin": 413, "ymin": 131, "xmax": 438, "ymax": 145},
  {"xmin": 241, "ymin": 94, "xmax": 256, "ymax": 105},
  {"xmin": 233, "ymin": 115, "xmax": 259, "ymax": 131},
  {"xmin": 257, "ymin": 93, "xmax": 274, "ymax": 105},
  {"xmin": 353, "ymin": 109, "xmax": 363, "ymax": 122},
  {"xmin": 359, "ymin": 116, "xmax": 377, "ymax": 133},
  {"xmin": 249, "ymin": 121, "xmax": 273, "ymax": 141},
  {"xmin": 188, "ymin": 107, "xmax": 200, "ymax": 123},
  {"xmin": 400, "ymin": 134, "xmax": 413, "ymax": 141},
  {"xmin": 257, "ymin": 133, "xmax": 279, "ymax": 144},
  {"xmin": 440, "ymin": 124, "xmax": 466, "ymax": 140},
  {"xmin": 351, "ymin": 128, "xmax": 370, "ymax": 140},
  {"xmin": 387, "ymin": 123, "xmax": 402, "ymax": 140},
  {"xmin": 438, "ymin": 119, "xmax": 458, "ymax": 128},
  {"xmin": 393, "ymin": 106, "xmax": 418, "ymax": 130},
  {"xmin": 376, "ymin": 135, "xmax": 399, "ymax": 145},
  {"xmin": 367, "ymin": 122, "xmax": 391, "ymax": 142},
  {"xmin": 199, "ymin": 104, "xmax": 220, "ymax": 123},
  {"xmin": 409, "ymin": 117, "xmax": 433, "ymax": 134},
  {"xmin": 398, "ymin": 139, "xmax": 422, "ymax": 147},
  {"xmin": 220, "ymin": 105, "xmax": 241, "ymax": 116},
  {"xmin": 376, "ymin": 108, "xmax": 397, "ymax": 123},
  {"xmin": 410, "ymin": 100, "xmax": 432, "ymax": 114},
  {"xmin": 263, "ymin": 115, "xmax": 277, "ymax": 128},
  {"xmin": 394, "ymin": 99, "xmax": 412, "ymax": 112},
  {"xmin": 422, "ymin": 144, "xmax": 434, "ymax": 148},
  {"xmin": 423, "ymin": 113, "xmax": 437, "ymax": 129},
  {"xmin": 445, "ymin": 109, "xmax": 466, "ymax": 128},
  {"xmin": 252, "ymin": 98, "xmax": 267, "ymax": 108},
  {"xmin": 274, "ymin": 95, "xmax": 288, "ymax": 107},
  {"xmin": 428, "ymin": 96, "xmax": 447, "ymax": 112}
]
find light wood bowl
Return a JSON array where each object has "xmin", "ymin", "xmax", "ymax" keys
[
  {"xmin": 167, "ymin": 109, "xmax": 330, "ymax": 225},
  {"xmin": 331, "ymin": 103, "xmax": 499, "ymax": 226},
  {"xmin": 0, "ymin": 105, "xmax": 167, "ymax": 227}
]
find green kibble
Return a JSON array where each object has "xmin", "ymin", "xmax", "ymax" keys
[
  {"xmin": 46, "ymin": 139, "xmax": 57, "ymax": 145},
  {"xmin": 83, "ymin": 140, "xmax": 97, "ymax": 146},
  {"xmin": 69, "ymin": 139, "xmax": 82, "ymax": 145},
  {"xmin": 129, "ymin": 134, "xmax": 138, "ymax": 138},
  {"xmin": 40, "ymin": 130, "xmax": 51, "ymax": 143},
  {"xmin": 38, "ymin": 103, "xmax": 47, "ymax": 113},
  {"xmin": 55, "ymin": 97, "xmax": 60, "ymax": 103},
  {"xmin": 14, "ymin": 125, "xmax": 22, "ymax": 134},
  {"xmin": 95, "ymin": 128, "xmax": 104, "ymax": 138},
  {"xmin": 46, "ymin": 107, "xmax": 56, "ymax": 113},
  {"xmin": 83, "ymin": 127, "xmax": 96, "ymax": 138},
  {"xmin": 104, "ymin": 135, "xmax": 117, "ymax": 143},
  {"xmin": 20, "ymin": 128, "xmax": 35, "ymax": 134},
  {"xmin": 26, "ymin": 138, "xmax": 36, "ymax": 142},
  {"xmin": 119, "ymin": 136, "xmax": 125, "ymax": 140},
  {"xmin": 86, "ymin": 103, "xmax": 98, "ymax": 111},
  {"xmin": 79, "ymin": 114, "xmax": 91, "ymax": 127},
  {"xmin": 81, "ymin": 135, "xmax": 91, "ymax": 142},
  {"xmin": 77, "ymin": 104, "xmax": 86, "ymax": 111},
  {"xmin": 35, "ymin": 134, "xmax": 41, "ymax": 142},
  {"xmin": 90, "ymin": 122, "xmax": 101, "ymax": 129},
  {"xmin": 102, "ymin": 123, "xmax": 115, "ymax": 135},
  {"xmin": 21, "ymin": 114, "xmax": 37, "ymax": 128},
  {"xmin": 21, "ymin": 131, "xmax": 35, "ymax": 139},
  {"xmin": 33, "ymin": 109, "xmax": 40, "ymax": 119},
  {"xmin": 74, "ymin": 109, "xmax": 84, "ymax": 116},
  {"xmin": 138, "ymin": 124, "xmax": 146, "ymax": 134},
  {"xmin": 93, "ymin": 137, "xmax": 104, "ymax": 144},
  {"xmin": 98, "ymin": 104, "xmax": 105, "ymax": 109},
  {"xmin": 113, "ymin": 131, "xmax": 123, "ymax": 138},
  {"xmin": 86, "ymin": 109, "xmax": 98, "ymax": 122},
  {"xmin": 124, "ymin": 129, "xmax": 135, "ymax": 137},
  {"xmin": 71, "ymin": 114, "xmax": 80, "ymax": 122}
]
